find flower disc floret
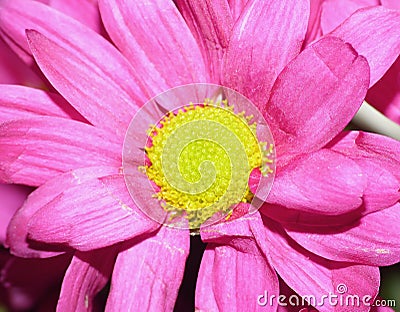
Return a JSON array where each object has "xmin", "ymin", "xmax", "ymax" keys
[{"xmin": 144, "ymin": 99, "xmax": 269, "ymax": 229}]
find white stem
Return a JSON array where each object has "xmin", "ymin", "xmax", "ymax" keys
[{"xmin": 352, "ymin": 101, "xmax": 400, "ymax": 141}]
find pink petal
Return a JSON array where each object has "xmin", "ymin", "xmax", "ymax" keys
[
  {"xmin": 267, "ymin": 149, "xmax": 365, "ymax": 216},
  {"xmin": 105, "ymin": 226, "xmax": 189, "ymax": 312},
  {"xmin": 223, "ymin": 0, "xmax": 309, "ymax": 108},
  {"xmin": 175, "ymin": 0, "xmax": 233, "ymax": 82},
  {"xmin": 264, "ymin": 36, "xmax": 369, "ymax": 157},
  {"xmin": 0, "ymin": 184, "xmax": 31, "ymax": 246},
  {"xmin": 328, "ymin": 131, "xmax": 400, "ymax": 213},
  {"xmin": 0, "ymin": 0, "xmax": 147, "ymax": 136},
  {"xmin": 26, "ymin": 29, "xmax": 141, "ymax": 139},
  {"xmin": 57, "ymin": 248, "xmax": 116, "ymax": 311},
  {"xmin": 228, "ymin": 0, "xmax": 247, "ymax": 20},
  {"xmin": 201, "ymin": 213, "xmax": 264, "ymax": 244},
  {"xmin": 285, "ymin": 203, "xmax": 400, "ymax": 266},
  {"xmin": 381, "ymin": 0, "xmax": 400, "ymax": 9},
  {"xmin": 262, "ymin": 202, "xmax": 364, "ymax": 227},
  {"xmin": 6, "ymin": 166, "xmax": 118, "ymax": 258},
  {"xmin": 0, "ymin": 37, "xmax": 42, "ymax": 86},
  {"xmin": 303, "ymin": 0, "xmax": 324, "ymax": 46},
  {"xmin": 0, "ymin": 0, "xmax": 104, "ymax": 67},
  {"xmin": 198, "ymin": 213, "xmax": 279, "ymax": 310},
  {"xmin": 0, "ymin": 117, "xmax": 121, "ymax": 186},
  {"xmin": 194, "ymin": 247, "xmax": 219, "ymax": 311},
  {"xmin": 366, "ymin": 56, "xmax": 400, "ymax": 124},
  {"xmin": 256, "ymin": 219, "xmax": 380, "ymax": 312},
  {"xmin": 98, "ymin": 0, "xmax": 209, "ymax": 95},
  {"xmin": 320, "ymin": 0, "xmax": 373, "ymax": 34},
  {"xmin": 0, "ymin": 84, "xmax": 81, "ymax": 124},
  {"xmin": 0, "ymin": 15, "xmax": 36, "ymax": 67},
  {"xmin": 330, "ymin": 6, "xmax": 400, "ymax": 86},
  {"xmin": 195, "ymin": 245, "xmax": 279, "ymax": 312},
  {"xmin": 45, "ymin": 0, "xmax": 104, "ymax": 34},
  {"xmin": 28, "ymin": 174, "xmax": 158, "ymax": 251}
]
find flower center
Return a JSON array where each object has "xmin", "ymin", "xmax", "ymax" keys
[{"xmin": 143, "ymin": 99, "xmax": 272, "ymax": 229}]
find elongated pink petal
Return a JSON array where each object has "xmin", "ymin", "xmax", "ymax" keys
[
  {"xmin": 255, "ymin": 220, "xmax": 380, "ymax": 312},
  {"xmin": 0, "ymin": 21, "xmax": 36, "ymax": 67},
  {"xmin": 0, "ymin": 85, "xmax": 82, "ymax": 123},
  {"xmin": 367, "ymin": 57, "xmax": 400, "ymax": 123},
  {"xmin": 285, "ymin": 203, "xmax": 400, "ymax": 266},
  {"xmin": 196, "ymin": 245, "xmax": 279, "ymax": 312},
  {"xmin": 328, "ymin": 131, "xmax": 400, "ymax": 213},
  {"xmin": 228, "ymin": 0, "xmax": 247, "ymax": 20},
  {"xmin": 303, "ymin": 0, "xmax": 324, "ymax": 46},
  {"xmin": 194, "ymin": 247, "xmax": 219, "ymax": 311},
  {"xmin": 0, "ymin": 0, "xmax": 148, "ymax": 136},
  {"xmin": 175, "ymin": 0, "xmax": 233, "ymax": 82},
  {"xmin": 267, "ymin": 149, "xmax": 365, "ymax": 215},
  {"xmin": 264, "ymin": 36, "xmax": 369, "ymax": 157},
  {"xmin": 99, "ymin": 0, "xmax": 209, "ymax": 95},
  {"xmin": 105, "ymin": 226, "xmax": 189, "ymax": 312},
  {"xmin": 0, "ymin": 0, "xmax": 103, "ymax": 66},
  {"xmin": 6, "ymin": 167, "xmax": 118, "ymax": 258},
  {"xmin": 320, "ymin": 0, "xmax": 373, "ymax": 34},
  {"xmin": 57, "ymin": 248, "xmax": 116, "ymax": 312},
  {"xmin": 28, "ymin": 174, "xmax": 158, "ymax": 251},
  {"xmin": 223, "ymin": 0, "xmax": 309, "ymax": 108},
  {"xmin": 0, "ymin": 117, "xmax": 121, "ymax": 186},
  {"xmin": 331, "ymin": 6, "xmax": 400, "ymax": 86},
  {"xmin": 199, "ymin": 213, "xmax": 279, "ymax": 310},
  {"xmin": 45, "ymin": 0, "xmax": 103, "ymax": 34},
  {"xmin": 26, "ymin": 30, "xmax": 140, "ymax": 138},
  {"xmin": 0, "ymin": 37, "xmax": 42, "ymax": 86},
  {"xmin": 0, "ymin": 184, "xmax": 31, "ymax": 245}
]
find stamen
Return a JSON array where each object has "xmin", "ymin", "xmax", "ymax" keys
[{"xmin": 143, "ymin": 99, "xmax": 272, "ymax": 229}]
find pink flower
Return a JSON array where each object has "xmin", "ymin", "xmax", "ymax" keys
[
  {"xmin": 0, "ymin": 1, "xmax": 399, "ymax": 311},
  {"xmin": 309, "ymin": 0, "xmax": 400, "ymax": 124}
]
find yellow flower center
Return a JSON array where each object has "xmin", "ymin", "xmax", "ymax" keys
[{"xmin": 144, "ymin": 99, "xmax": 273, "ymax": 229}]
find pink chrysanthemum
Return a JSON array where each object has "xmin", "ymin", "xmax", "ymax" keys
[{"xmin": 0, "ymin": 1, "xmax": 400, "ymax": 311}]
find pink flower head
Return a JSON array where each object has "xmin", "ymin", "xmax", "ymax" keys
[{"xmin": 0, "ymin": 0, "xmax": 399, "ymax": 311}]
